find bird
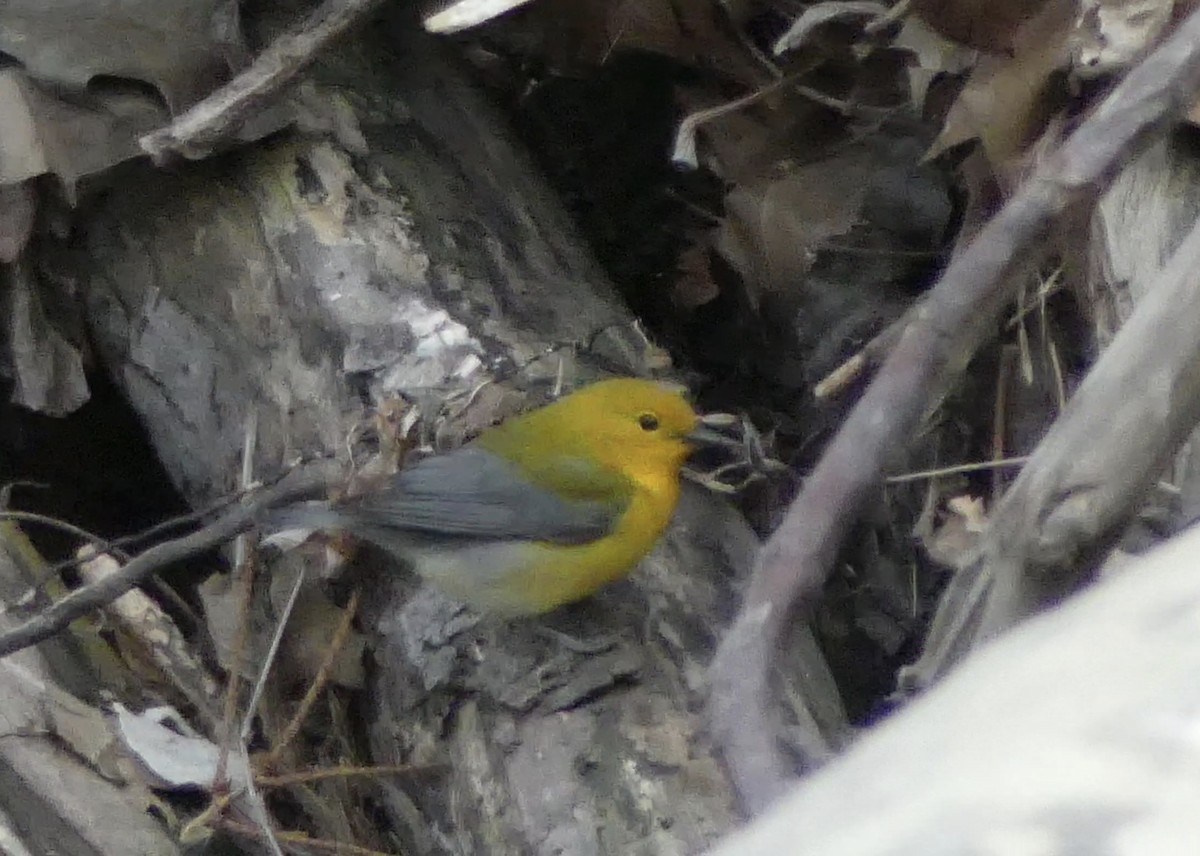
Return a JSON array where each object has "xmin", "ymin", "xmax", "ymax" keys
[{"xmin": 270, "ymin": 378, "xmax": 708, "ymax": 615}]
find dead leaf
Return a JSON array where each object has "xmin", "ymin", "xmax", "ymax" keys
[
  {"xmin": 672, "ymin": 76, "xmax": 794, "ymax": 169},
  {"xmin": 0, "ymin": 659, "xmax": 130, "ymax": 783},
  {"xmin": 113, "ymin": 703, "xmax": 250, "ymax": 791},
  {"xmin": 0, "ymin": 69, "xmax": 168, "ymax": 197},
  {"xmin": 673, "ymin": 242, "xmax": 720, "ymax": 308},
  {"xmin": 714, "ymin": 151, "xmax": 872, "ymax": 302},
  {"xmin": 1, "ymin": 261, "xmax": 89, "ymax": 415},
  {"xmin": 527, "ymin": 0, "xmax": 766, "ymax": 86},
  {"xmin": 45, "ymin": 688, "xmax": 130, "ymax": 784},
  {"xmin": 424, "ymin": 0, "xmax": 538, "ymax": 32},
  {"xmin": 891, "ymin": 17, "xmax": 977, "ymax": 110},
  {"xmin": 928, "ymin": 0, "xmax": 1075, "ymax": 168},
  {"xmin": 198, "ymin": 570, "xmax": 270, "ymax": 680},
  {"xmin": 772, "ymin": 0, "xmax": 888, "ymax": 55},
  {"xmin": 674, "ymin": 83, "xmax": 789, "ymax": 180},
  {"xmin": 946, "ymin": 494, "xmax": 988, "ymax": 530},
  {"xmin": 0, "ymin": 182, "xmax": 36, "ymax": 263},
  {"xmin": 271, "ymin": 564, "xmax": 366, "ymax": 690},
  {"xmin": 921, "ymin": 493, "xmax": 989, "ymax": 567},
  {"xmin": 911, "ymin": 0, "xmax": 1053, "ymax": 53},
  {"xmin": 0, "ymin": 0, "xmax": 244, "ymax": 113}
]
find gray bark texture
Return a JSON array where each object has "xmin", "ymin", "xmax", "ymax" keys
[{"xmin": 68, "ymin": 11, "xmax": 846, "ymax": 854}]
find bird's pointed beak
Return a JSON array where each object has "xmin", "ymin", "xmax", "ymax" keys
[{"xmin": 685, "ymin": 414, "xmax": 742, "ymax": 449}]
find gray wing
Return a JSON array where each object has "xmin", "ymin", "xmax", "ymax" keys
[{"xmin": 342, "ymin": 446, "xmax": 622, "ymax": 545}]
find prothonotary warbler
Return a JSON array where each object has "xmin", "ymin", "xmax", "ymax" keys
[{"xmin": 273, "ymin": 378, "xmax": 709, "ymax": 615}]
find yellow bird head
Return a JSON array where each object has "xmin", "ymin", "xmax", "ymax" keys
[
  {"xmin": 478, "ymin": 378, "xmax": 700, "ymax": 487},
  {"xmin": 555, "ymin": 377, "xmax": 699, "ymax": 472}
]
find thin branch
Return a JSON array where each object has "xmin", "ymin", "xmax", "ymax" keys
[
  {"xmin": 255, "ymin": 762, "xmax": 419, "ymax": 788},
  {"xmin": 0, "ymin": 511, "xmax": 131, "ymax": 562},
  {"xmin": 708, "ymin": 6, "xmax": 1200, "ymax": 814},
  {"xmin": 0, "ymin": 467, "xmax": 332, "ymax": 660},
  {"xmin": 229, "ymin": 541, "xmax": 309, "ymax": 856},
  {"xmin": 264, "ymin": 587, "xmax": 361, "ymax": 769},
  {"xmin": 139, "ymin": 0, "xmax": 388, "ymax": 163},
  {"xmin": 241, "ymin": 565, "xmax": 307, "ymax": 743},
  {"xmin": 215, "ymin": 412, "xmax": 264, "ymax": 788},
  {"xmin": 813, "ymin": 317, "xmax": 903, "ymax": 398},
  {"xmin": 884, "ymin": 456, "xmax": 1030, "ymax": 484},
  {"xmin": 216, "ymin": 819, "xmax": 394, "ymax": 856}
]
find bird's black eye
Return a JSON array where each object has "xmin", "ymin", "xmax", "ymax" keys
[{"xmin": 638, "ymin": 413, "xmax": 660, "ymax": 432}]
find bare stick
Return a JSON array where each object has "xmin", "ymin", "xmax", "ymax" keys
[
  {"xmin": 265, "ymin": 587, "xmax": 361, "ymax": 769},
  {"xmin": 708, "ymin": 6, "xmax": 1200, "ymax": 813},
  {"xmin": 255, "ymin": 763, "xmax": 418, "ymax": 788},
  {"xmin": 0, "ymin": 467, "xmax": 332, "ymax": 660},
  {"xmin": 140, "ymin": 0, "xmax": 387, "ymax": 162},
  {"xmin": 0, "ymin": 511, "xmax": 132, "ymax": 562},
  {"xmin": 813, "ymin": 313, "xmax": 907, "ymax": 398}
]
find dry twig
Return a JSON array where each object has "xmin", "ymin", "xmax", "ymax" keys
[
  {"xmin": 0, "ymin": 466, "xmax": 333, "ymax": 660},
  {"xmin": 140, "ymin": 0, "xmax": 387, "ymax": 162},
  {"xmin": 264, "ymin": 587, "xmax": 361, "ymax": 769},
  {"xmin": 707, "ymin": 6, "xmax": 1200, "ymax": 813}
]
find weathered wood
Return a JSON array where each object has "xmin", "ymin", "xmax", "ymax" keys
[
  {"xmin": 0, "ymin": 537, "xmax": 178, "ymax": 856},
  {"xmin": 708, "ymin": 522, "xmax": 1200, "ymax": 856}
]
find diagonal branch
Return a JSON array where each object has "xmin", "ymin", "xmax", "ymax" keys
[
  {"xmin": 708, "ymin": 7, "xmax": 1200, "ymax": 813},
  {"xmin": 140, "ymin": 0, "xmax": 387, "ymax": 163},
  {"xmin": 0, "ymin": 466, "xmax": 333, "ymax": 660}
]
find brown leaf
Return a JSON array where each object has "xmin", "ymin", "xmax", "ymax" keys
[
  {"xmin": 674, "ymin": 83, "xmax": 802, "ymax": 180},
  {"xmin": 271, "ymin": 564, "xmax": 366, "ymax": 690},
  {"xmin": 772, "ymin": 1, "xmax": 888, "ymax": 55},
  {"xmin": 892, "ymin": 17, "xmax": 976, "ymax": 109},
  {"xmin": 928, "ymin": 0, "xmax": 1075, "ymax": 168},
  {"xmin": 2, "ymin": 260, "xmax": 89, "ymax": 415},
  {"xmin": 714, "ymin": 150, "xmax": 872, "ymax": 301},
  {"xmin": 673, "ymin": 242, "xmax": 721, "ymax": 308},
  {"xmin": 911, "ymin": 0, "xmax": 1053, "ymax": 53},
  {"xmin": 0, "ymin": 69, "xmax": 167, "ymax": 195},
  {"xmin": 0, "ymin": 0, "xmax": 244, "ymax": 112},
  {"xmin": 528, "ymin": 0, "xmax": 766, "ymax": 85},
  {"xmin": 0, "ymin": 182, "xmax": 36, "ymax": 263}
]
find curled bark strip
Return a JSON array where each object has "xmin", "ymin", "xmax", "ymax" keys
[{"xmin": 708, "ymin": 6, "xmax": 1200, "ymax": 814}]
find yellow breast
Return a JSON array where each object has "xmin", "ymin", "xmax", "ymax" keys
[{"xmin": 494, "ymin": 475, "xmax": 681, "ymax": 614}]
